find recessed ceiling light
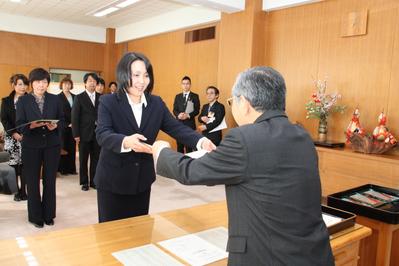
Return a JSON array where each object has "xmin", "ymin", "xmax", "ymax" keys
[
  {"xmin": 10, "ymin": 0, "xmax": 22, "ymax": 2},
  {"xmin": 94, "ymin": 7, "xmax": 119, "ymax": 17},
  {"xmin": 116, "ymin": 0, "xmax": 140, "ymax": 8}
]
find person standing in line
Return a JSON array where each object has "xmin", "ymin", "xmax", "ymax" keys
[
  {"xmin": 173, "ymin": 76, "xmax": 200, "ymax": 153},
  {"xmin": 1, "ymin": 74, "xmax": 28, "ymax": 201},
  {"xmin": 71, "ymin": 73, "xmax": 101, "ymax": 191},
  {"xmin": 152, "ymin": 66, "xmax": 334, "ymax": 266},
  {"xmin": 95, "ymin": 52, "xmax": 215, "ymax": 223},
  {"xmin": 96, "ymin": 77, "xmax": 105, "ymax": 95},
  {"xmin": 58, "ymin": 77, "xmax": 77, "ymax": 175},
  {"xmin": 16, "ymin": 68, "xmax": 64, "ymax": 228},
  {"xmin": 197, "ymin": 86, "xmax": 225, "ymax": 146},
  {"xmin": 109, "ymin": 81, "xmax": 117, "ymax": 94}
]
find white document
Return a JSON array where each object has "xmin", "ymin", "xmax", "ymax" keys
[
  {"xmin": 185, "ymin": 150, "xmax": 208, "ymax": 159},
  {"xmin": 209, "ymin": 118, "xmax": 227, "ymax": 133},
  {"xmin": 322, "ymin": 213, "xmax": 343, "ymax": 227},
  {"xmin": 112, "ymin": 244, "xmax": 184, "ymax": 266},
  {"xmin": 158, "ymin": 228, "xmax": 228, "ymax": 266},
  {"xmin": 194, "ymin": 227, "xmax": 228, "ymax": 251},
  {"xmin": 185, "ymin": 100, "xmax": 194, "ymax": 114}
]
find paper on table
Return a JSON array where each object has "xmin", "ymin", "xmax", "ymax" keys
[
  {"xmin": 185, "ymin": 100, "xmax": 194, "ymax": 114},
  {"xmin": 185, "ymin": 150, "xmax": 208, "ymax": 159},
  {"xmin": 158, "ymin": 230, "xmax": 228, "ymax": 266},
  {"xmin": 209, "ymin": 118, "xmax": 227, "ymax": 133},
  {"xmin": 112, "ymin": 244, "xmax": 184, "ymax": 266},
  {"xmin": 322, "ymin": 213, "xmax": 343, "ymax": 227},
  {"xmin": 194, "ymin": 227, "xmax": 228, "ymax": 251}
]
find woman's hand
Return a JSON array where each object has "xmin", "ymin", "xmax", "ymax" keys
[
  {"xmin": 201, "ymin": 116, "xmax": 209, "ymax": 123},
  {"xmin": 12, "ymin": 132, "xmax": 23, "ymax": 141},
  {"xmin": 46, "ymin": 122, "xmax": 58, "ymax": 131},
  {"xmin": 123, "ymin": 134, "xmax": 152, "ymax": 154}
]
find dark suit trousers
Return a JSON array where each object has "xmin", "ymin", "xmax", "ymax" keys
[
  {"xmin": 97, "ymin": 188, "xmax": 151, "ymax": 223},
  {"xmin": 177, "ymin": 119, "xmax": 195, "ymax": 153},
  {"xmin": 22, "ymin": 146, "xmax": 60, "ymax": 223},
  {"xmin": 79, "ymin": 139, "xmax": 100, "ymax": 186},
  {"xmin": 59, "ymin": 127, "xmax": 76, "ymax": 174}
]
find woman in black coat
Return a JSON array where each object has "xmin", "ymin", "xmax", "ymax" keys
[
  {"xmin": 58, "ymin": 77, "xmax": 76, "ymax": 175},
  {"xmin": 1, "ymin": 74, "xmax": 28, "ymax": 201},
  {"xmin": 16, "ymin": 68, "xmax": 64, "ymax": 228}
]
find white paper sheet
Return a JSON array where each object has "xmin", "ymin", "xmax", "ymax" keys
[
  {"xmin": 209, "ymin": 118, "xmax": 227, "ymax": 133},
  {"xmin": 194, "ymin": 227, "xmax": 228, "ymax": 251},
  {"xmin": 322, "ymin": 213, "xmax": 343, "ymax": 227},
  {"xmin": 112, "ymin": 244, "xmax": 184, "ymax": 266},
  {"xmin": 158, "ymin": 228, "xmax": 228, "ymax": 266},
  {"xmin": 185, "ymin": 150, "xmax": 208, "ymax": 159}
]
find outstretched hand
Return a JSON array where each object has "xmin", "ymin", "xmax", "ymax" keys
[{"xmin": 123, "ymin": 134, "xmax": 152, "ymax": 154}]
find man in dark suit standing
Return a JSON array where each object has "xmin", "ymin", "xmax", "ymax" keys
[
  {"xmin": 153, "ymin": 67, "xmax": 334, "ymax": 266},
  {"xmin": 173, "ymin": 76, "xmax": 200, "ymax": 153},
  {"xmin": 72, "ymin": 73, "xmax": 101, "ymax": 191}
]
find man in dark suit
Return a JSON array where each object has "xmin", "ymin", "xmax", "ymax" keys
[
  {"xmin": 153, "ymin": 67, "xmax": 334, "ymax": 265},
  {"xmin": 198, "ymin": 86, "xmax": 225, "ymax": 146},
  {"xmin": 71, "ymin": 73, "xmax": 101, "ymax": 191},
  {"xmin": 173, "ymin": 76, "xmax": 200, "ymax": 153}
]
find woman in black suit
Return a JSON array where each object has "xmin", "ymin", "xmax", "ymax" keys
[
  {"xmin": 198, "ymin": 86, "xmax": 225, "ymax": 146},
  {"xmin": 95, "ymin": 52, "xmax": 215, "ymax": 223},
  {"xmin": 1, "ymin": 74, "xmax": 28, "ymax": 201},
  {"xmin": 58, "ymin": 77, "xmax": 76, "ymax": 175},
  {"xmin": 16, "ymin": 68, "xmax": 64, "ymax": 228}
]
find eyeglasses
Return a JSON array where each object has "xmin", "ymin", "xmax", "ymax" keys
[{"xmin": 226, "ymin": 97, "xmax": 233, "ymax": 106}]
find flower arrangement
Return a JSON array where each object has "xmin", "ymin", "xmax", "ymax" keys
[{"xmin": 305, "ymin": 79, "xmax": 346, "ymax": 121}]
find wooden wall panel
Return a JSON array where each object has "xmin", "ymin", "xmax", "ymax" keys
[
  {"xmin": 264, "ymin": 0, "xmax": 399, "ymax": 144},
  {"xmin": 0, "ymin": 31, "xmax": 105, "ymax": 98},
  {"xmin": 126, "ymin": 23, "xmax": 219, "ymax": 146}
]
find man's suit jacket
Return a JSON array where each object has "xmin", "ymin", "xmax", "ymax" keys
[
  {"xmin": 16, "ymin": 93, "xmax": 64, "ymax": 149},
  {"xmin": 95, "ymin": 91, "xmax": 203, "ymax": 195},
  {"xmin": 157, "ymin": 110, "xmax": 334, "ymax": 266},
  {"xmin": 173, "ymin": 91, "xmax": 200, "ymax": 129},
  {"xmin": 71, "ymin": 91, "xmax": 100, "ymax": 142},
  {"xmin": 198, "ymin": 101, "xmax": 225, "ymax": 133}
]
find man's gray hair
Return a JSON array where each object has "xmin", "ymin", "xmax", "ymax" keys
[{"xmin": 232, "ymin": 66, "xmax": 286, "ymax": 112}]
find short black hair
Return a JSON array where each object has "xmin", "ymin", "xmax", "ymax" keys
[
  {"xmin": 10, "ymin": 74, "xmax": 29, "ymax": 86},
  {"xmin": 97, "ymin": 77, "xmax": 105, "ymax": 86},
  {"xmin": 29, "ymin": 68, "xmax": 50, "ymax": 85},
  {"xmin": 181, "ymin": 76, "xmax": 191, "ymax": 83},
  {"xmin": 109, "ymin": 81, "xmax": 117, "ymax": 87},
  {"xmin": 83, "ymin": 72, "xmax": 99, "ymax": 84},
  {"xmin": 206, "ymin": 86, "xmax": 219, "ymax": 96},
  {"xmin": 116, "ymin": 52, "xmax": 154, "ymax": 94}
]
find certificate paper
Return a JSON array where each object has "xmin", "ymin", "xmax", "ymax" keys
[
  {"xmin": 112, "ymin": 244, "xmax": 184, "ymax": 266},
  {"xmin": 209, "ymin": 118, "xmax": 227, "ymax": 133},
  {"xmin": 185, "ymin": 150, "xmax": 208, "ymax": 159},
  {"xmin": 158, "ymin": 227, "xmax": 228, "ymax": 266}
]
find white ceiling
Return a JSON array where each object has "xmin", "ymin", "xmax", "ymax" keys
[{"xmin": 0, "ymin": 0, "xmax": 190, "ymax": 28}]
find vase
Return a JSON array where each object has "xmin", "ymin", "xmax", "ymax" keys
[{"xmin": 318, "ymin": 118, "xmax": 328, "ymax": 142}]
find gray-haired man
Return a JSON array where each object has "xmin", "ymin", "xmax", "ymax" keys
[{"xmin": 152, "ymin": 66, "xmax": 334, "ymax": 266}]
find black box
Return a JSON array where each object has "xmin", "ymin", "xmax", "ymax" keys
[
  {"xmin": 327, "ymin": 184, "xmax": 399, "ymax": 224},
  {"xmin": 322, "ymin": 205, "xmax": 356, "ymax": 235}
]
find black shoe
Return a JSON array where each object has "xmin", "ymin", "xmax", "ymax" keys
[
  {"xmin": 81, "ymin": 185, "xmax": 89, "ymax": 191},
  {"xmin": 30, "ymin": 221, "xmax": 44, "ymax": 228},
  {"xmin": 14, "ymin": 193, "xmax": 21, "ymax": 202},
  {"xmin": 44, "ymin": 219, "xmax": 54, "ymax": 226},
  {"xmin": 71, "ymin": 171, "xmax": 78, "ymax": 175},
  {"xmin": 90, "ymin": 184, "xmax": 96, "ymax": 189},
  {"xmin": 19, "ymin": 194, "xmax": 28, "ymax": 201},
  {"xmin": 61, "ymin": 172, "xmax": 69, "ymax": 176}
]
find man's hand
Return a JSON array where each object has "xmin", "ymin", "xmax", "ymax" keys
[
  {"xmin": 46, "ymin": 122, "xmax": 58, "ymax": 131},
  {"xmin": 152, "ymin": 140, "xmax": 171, "ymax": 168},
  {"xmin": 200, "ymin": 116, "xmax": 209, "ymax": 123},
  {"xmin": 177, "ymin": 112, "xmax": 185, "ymax": 120},
  {"xmin": 74, "ymin": 137, "xmax": 80, "ymax": 144},
  {"xmin": 201, "ymin": 138, "xmax": 216, "ymax": 152},
  {"xmin": 123, "ymin": 134, "xmax": 152, "ymax": 154},
  {"xmin": 12, "ymin": 132, "xmax": 23, "ymax": 141}
]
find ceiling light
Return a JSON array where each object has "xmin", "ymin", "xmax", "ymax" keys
[
  {"xmin": 116, "ymin": 0, "xmax": 140, "ymax": 8},
  {"xmin": 94, "ymin": 7, "xmax": 119, "ymax": 17},
  {"xmin": 9, "ymin": 0, "xmax": 22, "ymax": 2}
]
